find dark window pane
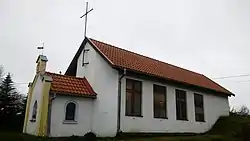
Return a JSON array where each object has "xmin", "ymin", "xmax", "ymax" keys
[
  {"xmin": 32, "ymin": 101, "xmax": 37, "ymax": 120},
  {"xmin": 154, "ymin": 85, "xmax": 166, "ymax": 94},
  {"xmin": 125, "ymin": 79, "xmax": 142, "ymax": 117},
  {"xmin": 134, "ymin": 93, "xmax": 141, "ymax": 116},
  {"xmin": 176, "ymin": 89, "xmax": 186, "ymax": 100},
  {"xmin": 194, "ymin": 94, "xmax": 204, "ymax": 122},
  {"xmin": 176, "ymin": 89, "xmax": 187, "ymax": 120},
  {"xmin": 180, "ymin": 102, "xmax": 187, "ymax": 119},
  {"xmin": 126, "ymin": 92, "xmax": 133, "ymax": 116},
  {"xmin": 195, "ymin": 107, "xmax": 204, "ymax": 114},
  {"xmin": 153, "ymin": 85, "xmax": 167, "ymax": 118},
  {"xmin": 65, "ymin": 102, "xmax": 76, "ymax": 120},
  {"xmin": 126, "ymin": 79, "xmax": 133, "ymax": 89},
  {"xmin": 134, "ymin": 81, "xmax": 141, "ymax": 92}
]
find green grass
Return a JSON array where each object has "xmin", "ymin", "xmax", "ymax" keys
[
  {"xmin": 0, "ymin": 132, "xmax": 236, "ymax": 141},
  {"xmin": 122, "ymin": 135, "xmax": 231, "ymax": 141},
  {"xmin": 208, "ymin": 115, "xmax": 250, "ymax": 138},
  {"xmin": 0, "ymin": 115, "xmax": 249, "ymax": 141}
]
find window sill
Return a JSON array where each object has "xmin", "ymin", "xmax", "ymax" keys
[
  {"xmin": 177, "ymin": 119, "xmax": 188, "ymax": 121},
  {"xmin": 154, "ymin": 117, "xmax": 168, "ymax": 119},
  {"xmin": 196, "ymin": 120, "xmax": 205, "ymax": 123},
  {"xmin": 126, "ymin": 115, "xmax": 143, "ymax": 118},
  {"xmin": 29, "ymin": 119, "xmax": 36, "ymax": 122},
  {"xmin": 63, "ymin": 120, "xmax": 78, "ymax": 124}
]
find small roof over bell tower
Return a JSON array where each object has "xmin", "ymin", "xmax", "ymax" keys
[
  {"xmin": 36, "ymin": 55, "xmax": 48, "ymax": 63},
  {"xmin": 36, "ymin": 55, "xmax": 48, "ymax": 74}
]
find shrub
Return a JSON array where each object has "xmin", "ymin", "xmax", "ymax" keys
[
  {"xmin": 83, "ymin": 132, "xmax": 96, "ymax": 141},
  {"xmin": 67, "ymin": 135, "xmax": 79, "ymax": 141},
  {"xmin": 242, "ymin": 123, "xmax": 250, "ymax": 141}
]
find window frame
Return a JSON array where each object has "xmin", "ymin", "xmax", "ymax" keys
[
  {"xmin": 64, "ymin": 101, "xmax": 77, "ymax": 123},
  {"xmin": 175, "ymin": 89, "xmax": 188, "ymax": 121},
  {"xmin": 82, "ymin": 48, "xmax": 90, "ymax": 66},
  {"xmin": 194, "ymin": 93, "xmax": 205, "ymax": 122},
  {"xmin": 153, "ymin": 84, "xmax": 167, "ymax": 119},
  {"xmin": 125, "ymin": 78, "xmax": 143, "ymax": 117}
]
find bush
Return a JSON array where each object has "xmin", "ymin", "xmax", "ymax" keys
[
  {"xmin": 242, "ymin": 123, "xmax": 250, "ymax": 141},
  {"xmin": 83, "ymin": 132, "xmax": 96, "ymax": 141}
]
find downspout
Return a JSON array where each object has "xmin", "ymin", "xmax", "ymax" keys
[
  {"xmin": 117, "ymin": 68, "xmax": 126, "ymax": 134},
  {"xmin": 47, "ymin": 93, "xmax": 56, "ymax": 137}
]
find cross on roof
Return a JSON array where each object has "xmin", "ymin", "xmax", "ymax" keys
[{"xmin": 80, "ymin": 2, "xmax": 93, "ymax": 37}]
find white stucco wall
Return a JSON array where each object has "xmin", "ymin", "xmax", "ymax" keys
[
  {"xmin": 76, "ymin": 42, "xmax": 96, "ymax": 86},
  {"xmin": 50, "ymin": 95, "xmax": 93, "ymax": 137},
  {"xmin": 26, "ymin": 75, "xmax": 44, "ymax": 135},
  {"xmin": 120, "ymin": 76, "xmax": 230, "ymax": 133},
  {"xmin": 71, "ymin": 41, "xmax": 230, "ymax": 136},
  {"xmin": 76, "ymin": 42, "xmax": 119, "ymax": 137}
]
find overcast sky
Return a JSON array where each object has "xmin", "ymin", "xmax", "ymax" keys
[{"xmin": 1, "ymin": 0, "xmax": 250, "ymax": 108}]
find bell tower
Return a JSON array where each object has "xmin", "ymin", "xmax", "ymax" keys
[{"xmin": 36, "ymin": 55, "xmax": 48, "ymax": 74}]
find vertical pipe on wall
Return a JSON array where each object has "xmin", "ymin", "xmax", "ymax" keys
[
  {"xmin": 47, "ymin": 93, "xmax": 56, "ymax": 137},
  {"xmin": 117, "ymin": 68, "xmax": 126, "ymax": 134}
]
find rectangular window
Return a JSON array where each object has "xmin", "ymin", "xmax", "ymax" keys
[
  {"xmin": 176, "ymin": 89, "xmax": 187, "ymax": 120},
  {"xmin": 82, "ymin": 49, "xmax": 90, "ymax": 66},
  {"xmin": 153, "ymin": 84, "xmax": 167, "ymax": 118},
  {"xmin": 194, "ymin": 94, "xmax": 205, "ymax": 122},
  {"xmin": 126, "ymin": 79, "xmax": 142, "ymax": 117}
]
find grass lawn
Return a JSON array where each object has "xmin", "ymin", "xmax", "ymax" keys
[
  {"xmin": 0, "ymin": 115, "xmax": 249, "ymax": 141},
  {"xmin": 0, "ymin": 132, "xmax": 237, "ymax": 141},
  {"xmin": 119, "ymin": 135, "xmax": 234, "ymax": 141}
]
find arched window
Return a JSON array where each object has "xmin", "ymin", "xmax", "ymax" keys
[
  {"xmin": 31, "ymin": 101, "xmax": 37, "ymax": 120},
  {"xmin": 65, "ymin": 102, "xmax": 76, "ymax": 121}
]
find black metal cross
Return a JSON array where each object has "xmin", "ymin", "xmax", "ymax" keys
[{"xmin": 80, "ymin": 2, "xmax": 93, "ymax": 37}]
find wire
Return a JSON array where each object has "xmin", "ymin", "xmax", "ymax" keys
[
  {"xmin": 213, "ymin": 74, "xmax": 250, "ymax": 79},
  {"xmin": 15, "ymin": 83, "xmax": 29, "ymax": 84},
  {"xmin": 237, "ymin": 80, "xmax": 250, "ymax": 83}
]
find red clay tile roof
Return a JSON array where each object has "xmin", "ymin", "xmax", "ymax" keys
[
  {"xmin": 45, "ymin": 72, "xmax": 96, "ymax": 97},
  {"xmin": 88, "ymin": 38, "xmax": 233, "ymax": 96}
]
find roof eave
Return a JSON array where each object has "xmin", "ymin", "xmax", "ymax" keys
[
  {"xmin": 65, "ymin": 38, "xmax": 89, "ymax": 76},
  {"xmin": 65, "ymin": 37, "xmax": 115, "ymax": 76},
  {"xmin": 114, "ymin": 66, "xmax": 234, "ymax": 97},
  {"xmin": 50, "ymin": 90, "xmax": 97, "ymax": 99}
]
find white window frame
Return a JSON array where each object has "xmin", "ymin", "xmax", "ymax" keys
[{"xmin": 63, "ymin": 101, "xmax": 78, "ymax": 124}]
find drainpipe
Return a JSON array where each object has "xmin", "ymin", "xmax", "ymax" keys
[
  {"xmin": 117, "ymin": 68, "xmax": 126, "ymax": 134},
  {"xmin": 47, "ymin": 93, "xmax": 56, "ymax": 137}
]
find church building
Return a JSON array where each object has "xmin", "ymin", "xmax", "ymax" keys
[{"xmin": 23, "ymin": 37, "xmax": 234, "ymax": 137}]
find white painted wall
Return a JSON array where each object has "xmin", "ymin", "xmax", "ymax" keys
[
  {"xmin": 120, "ymin": 76, "xmax": 229, "ymax": 133},
  {"xmin": 50, "ymin": 95, "xmax": 93, "ymax": 137},
  {"xmin": 76, "ymin": 42, "xmax": 96, "ymax": 87},
  {"xmin": 76, "ymin": 42, "xmax": 119, "ymax": 137},
  {"xmin": 71, "ymin": 41, "xmax": 230, "ymax": 136},
  {"xmin": 26, "ymin": 75, "xmax": 44, "ymax": 135}
]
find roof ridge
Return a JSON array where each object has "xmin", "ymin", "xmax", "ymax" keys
[
  {"xmin": 45, "ymin": 71, "xmax": 85, "ymax": 80},
  {"xmin": 90, "ymin": 38, "xmax": 203, "ymax": 76}
]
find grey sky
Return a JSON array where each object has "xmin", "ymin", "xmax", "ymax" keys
[{"xmin": 1, "ymin": 0, "xmax": 250, "ymax": 108}]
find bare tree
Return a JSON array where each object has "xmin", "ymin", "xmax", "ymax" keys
[
  {"xmin": 238, "ymin": 105, "xmax": 250, "ymax": 116},
  {"xmin": 230, "ymin": 106, "xmax": 237, "ymax": 115},
  {"xmin": 230, "ymin": 105, "xmax": 250, "ymax": 116},
  {"xmin": 0, "ymin": 65, "xmax": 3, "ymax": 83}
]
